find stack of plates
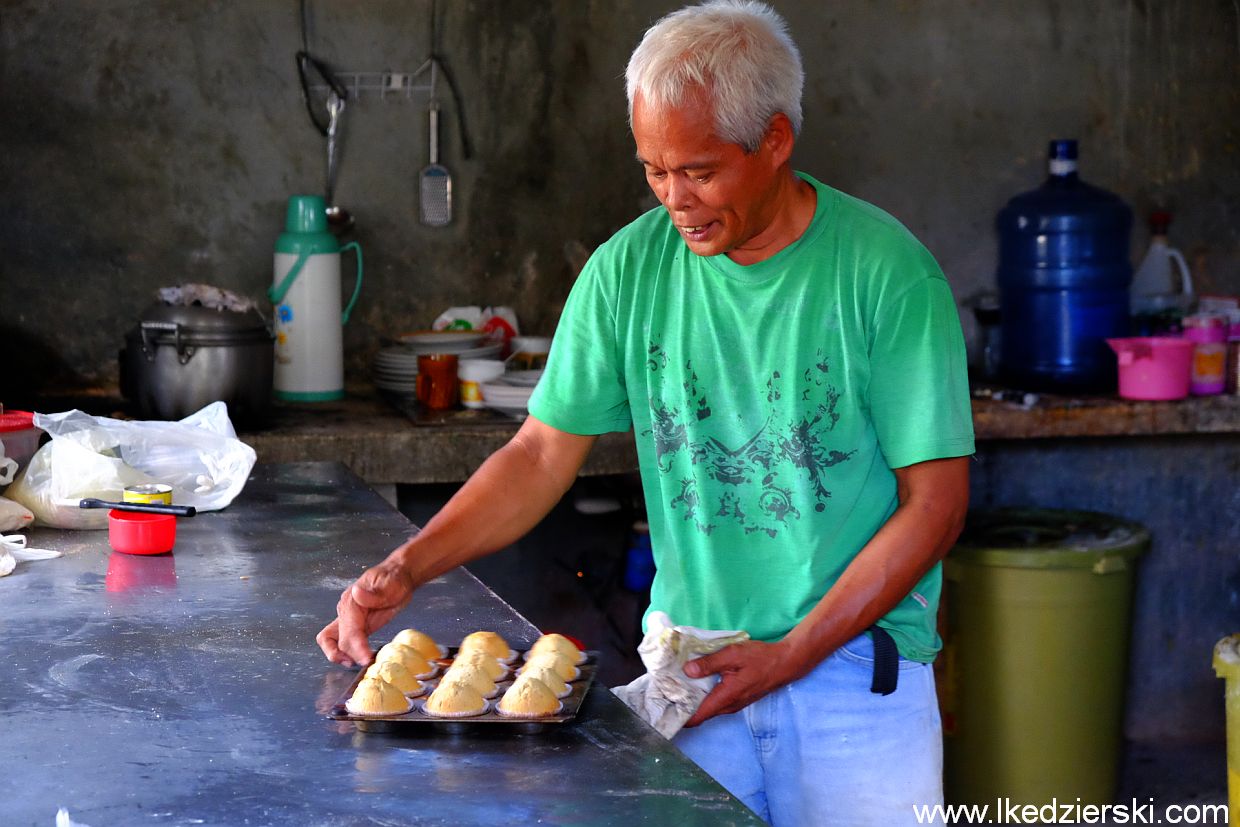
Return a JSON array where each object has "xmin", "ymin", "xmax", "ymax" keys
[
  {"xmin": 372, "ymin": 347, "xmax": 420, "ymax": 395},
  {"xmin": 480, "ymin": 381, "xmax": 535, "ymax": 420},
  {"xmin": 503, "ymin": 369, "xmax": 543, "ymax": 387},
  {"xmin": 397, "ymin": 330, "xmax": 503, "ymax": 360}
]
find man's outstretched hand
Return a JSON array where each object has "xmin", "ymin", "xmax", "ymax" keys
[{"xmin": 316, "ymin": 558, "xmax": 417, "ymax": 668}]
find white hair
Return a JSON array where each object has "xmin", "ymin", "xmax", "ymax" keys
[{"xmin": 625, "ymin": 0, "xmax": 804, "ymax": 153}]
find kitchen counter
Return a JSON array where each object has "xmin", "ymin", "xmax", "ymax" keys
[
  {"xmin": 233, "ymin": 389, "xmax": 1240, "ymax": 484},
  {"xmin": 15, "ymin": 386, "xmax": 1240, "ymax": 485},
  {"xmin": 0, "ymin": 462, "xmax": 761, "ymax": 826}
]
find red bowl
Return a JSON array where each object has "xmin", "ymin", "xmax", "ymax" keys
[{"xmin": 108, "ymin": 509, "xmax": 177, "ymax": 555}]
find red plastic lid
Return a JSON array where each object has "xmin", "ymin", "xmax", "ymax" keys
[{"xmin": 0, "ymin": 410, "xmax": 35, "ymax": 433}]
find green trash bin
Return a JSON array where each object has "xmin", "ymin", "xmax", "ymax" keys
[{"xmin": 939, "ymin": 508, "xmax": 1149, "ymax": 810}]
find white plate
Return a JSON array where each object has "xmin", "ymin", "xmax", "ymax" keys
[
  {"xmin": 398, "ymin": 330, "xmax": 485, "ymax": 348},
  {"xmin": 502, "ymin": 370, "xmax": 543, "ymax": 387}
]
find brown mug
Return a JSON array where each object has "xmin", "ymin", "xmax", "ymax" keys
[{"xmin": 417, "ymin": 353, "xmax": 459, "ymax": 410}]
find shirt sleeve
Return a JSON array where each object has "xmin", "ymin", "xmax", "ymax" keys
[
  {"xmin": 868, "ymin": 276, "xmax": 975, "ymax": 468},
  {"xmin": 527, "ymin": 248, "xmax": 633, "ymax": 435}
]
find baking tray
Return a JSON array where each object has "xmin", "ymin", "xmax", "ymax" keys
[{"xmin": 328, "ymin": 648, "xmax": 598, "ymax": 734}]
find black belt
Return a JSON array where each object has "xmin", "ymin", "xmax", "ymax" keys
[{"xmin": 867, "ymin": 625, "xmax": 899, "ymax": 696}]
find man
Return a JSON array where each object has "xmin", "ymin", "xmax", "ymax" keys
[{"xmin": 319, "ymin": 2, "xmax": 973, "ymax": 824}]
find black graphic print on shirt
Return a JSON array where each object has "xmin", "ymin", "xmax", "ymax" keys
[{"xmin": 642, "ymin": 341, "xmax": 856, "ymax": 538}]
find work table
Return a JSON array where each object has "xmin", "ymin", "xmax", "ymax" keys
[{"xmin": 0, "ymin": 462, "xmax": 760, "ymax": 826}]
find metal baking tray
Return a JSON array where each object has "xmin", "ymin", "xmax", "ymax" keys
[{"xmin": 328, "ymin": 648, "xmax": 598, "ymax": 734}]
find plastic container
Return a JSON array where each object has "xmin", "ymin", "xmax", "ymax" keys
[
  {"xmin": 269, "ymin": 195, "xmax": 363, "ymax": 401},
  {"xmin": 1183, "ymin": 313, "xmax": 1228, "ymax": 396},
  {"xmin": 997, "ymin": 140, "xmax": 1134, "ymax": 393},
  {"xmin": 622, "ymin": 521, "xmax": 655, "ymax": 592},
  {"xmin": 1130, "ymin": 211, "xmax": 1194, "ymax": 320},
  {"xmin": 457, "ymin": 359, "xmax": 506, "ymax": 409},
  {"xmin": 1106, "ymin": 337, "xmax": 1195, "ymax": 400},
  {"xmin": 1212, "ymin": 635, "xmax": 1240, "ymax": 825},
  {"xmin": 940, "ymin": 508, "xmax": 1149, "ymax": 809},
  {"xmin": 108, "ymin": 509, "xmax": 177, "ymax": 555},
  {"xmin": 0, "ymin": 410, "xmax": 40, "ymax": 478}
]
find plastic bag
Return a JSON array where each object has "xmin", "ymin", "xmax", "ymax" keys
[
  {"xmin": 0, "ymin": 496, "xmax": 34, "ymax": 531},
  {"xmin": 7, "ymin": 401, "xmax": 256, "ymax": 529}
]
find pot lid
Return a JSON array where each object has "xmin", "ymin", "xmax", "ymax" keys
[
  {"xmin": 128, "ymin": 302, "xmax": 273, "ymax": 344},
  {"xmin": 138, "ymin": 301, "xmax": 269, "ymax": 331}
]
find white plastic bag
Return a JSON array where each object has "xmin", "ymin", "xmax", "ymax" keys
[
  {"xmin": 7, "ymin": 401, "xmax": 256, "ymax": 529},
  {"xmin": 0, "ymin": 496, "xmax": 34, "ymax": 531}
]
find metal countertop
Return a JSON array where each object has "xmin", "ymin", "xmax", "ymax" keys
[{"xmin": 0, "ymin": 462, "xmax": 759, "ymax": 826}]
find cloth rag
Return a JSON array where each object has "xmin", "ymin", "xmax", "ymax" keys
[{"xmin": 612, "ymin": 611, "xmax": 749, "ymax": 739}]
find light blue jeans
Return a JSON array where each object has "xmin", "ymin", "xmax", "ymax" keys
[{"xmin": 672, "ymin": 633, "xmax": 944, "ymax": 826}]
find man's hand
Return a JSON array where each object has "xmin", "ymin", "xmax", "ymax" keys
[
  {"xmin": 316, "ymin": 557, "xmax": 417, "ymax": 668},
  {"xmin": 681, "ymin": 639, "xmax": 804, "ymax": 727}
]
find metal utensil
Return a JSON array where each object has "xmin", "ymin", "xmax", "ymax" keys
[
  {"xmin": 419, "ymin": 100, "xmax": 452, "ymax": 227},
  {"xmin": 325, "ymin": 91, "xmax": 354, "ymax": 233},
  {"xmin": 79, "ymin": 498, "xmax": 197, "ymax": 517}
]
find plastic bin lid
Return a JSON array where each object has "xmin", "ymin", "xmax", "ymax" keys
[
  {"xmin": 950, "ymin": 508, "xmax": 1149, "ymax": 569},
  {"xmin": 1214, "ymin": 634, "xmax": 1240, "ymax": 682},
  {"xmin": 0, "ymin": 410, "xmax": 35, "ymax": 433}
]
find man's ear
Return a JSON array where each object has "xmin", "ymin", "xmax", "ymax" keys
[{"xmin": 761, "ymin": 112, "xmax": 796, "ymax": 167}]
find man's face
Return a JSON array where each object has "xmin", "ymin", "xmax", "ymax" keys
[{"xmin": 632, "ymin": 90, "xmax": 784, "ymax": 261}]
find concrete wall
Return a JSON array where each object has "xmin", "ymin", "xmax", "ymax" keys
[{"xmin": 3, "ymin": 0, "xmax": 1238, "ymax": 394}]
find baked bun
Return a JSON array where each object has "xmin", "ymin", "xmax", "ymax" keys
[
  {"xmin": 518, "ymin": 663, "xmax": 571, "ymax": 698},
  {"xmin": 391, "ymin": 628, "xmax": 441, "ymax": 660},
  {"xmin": 527, "ymin": 633, "xmax": 584, "ymax": 664},
  {"xmin": 458, "ymin": 630, "xmax": 513, "ymax": 662},
  {"xmin": 367, "ymin": 659, "xmax": 425, "ymax": 696},
  {"xmin": 373, "ymin": 642, "xmax": 434, "ymax": 678},
  {"xmin": 346, "ymin": 677, "xmax": 413, "ymax": 716},
  {"xmin": 424, "ymin": 680, "xmax": 488, "ymax": 718},
  {"xmin": 439, "ymin": 662, "xmax": 497, "ymax": 697},
  {"xmin": 497, "ymin": 675, "xmax": 561, "ymax": 718},
  {"xmin": 452, "ymin": 649, "xmax": 508, "ymax": 680},
  {"xmin": 521, "ymin": 650, "xmax": 579, "ymax": 681}
]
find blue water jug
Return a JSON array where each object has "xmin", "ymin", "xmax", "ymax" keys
[{"xmin": 996, "ymin": 140, "xmax": 1133, "ymax": 392}]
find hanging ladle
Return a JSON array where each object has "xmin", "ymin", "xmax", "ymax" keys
[{"xmin": 324, "ymin": 90, "xmax": 354, "ymax": 234}]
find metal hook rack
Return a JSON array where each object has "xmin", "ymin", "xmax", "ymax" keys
[{"xmin": 307, "ymin": 59, "xmax": 438, "ymax": 102}]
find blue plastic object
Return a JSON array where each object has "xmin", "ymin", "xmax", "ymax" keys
[
  {"xmin": 623, "ymin": 525, "xmax": 655, "ymax": 592},
  {"xmin": 996, "ymin": 140, "xmax": 1133, "ymax": 392}
]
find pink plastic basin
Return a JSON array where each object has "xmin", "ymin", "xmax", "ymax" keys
[{"xmin": 1106, "ymin": 337, "xmax": 1195, "ymax": 401}]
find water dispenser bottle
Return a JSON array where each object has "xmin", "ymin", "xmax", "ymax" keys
[{"xmin": 996, "ymin": 140, "xmax": 1133, "ymax": 392}]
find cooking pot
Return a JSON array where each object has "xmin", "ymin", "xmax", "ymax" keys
[{"xmin": 120, "ymin": 302, "xmax": 274, "ymax": 425}]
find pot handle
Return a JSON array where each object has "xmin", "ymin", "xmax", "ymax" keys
[
  {"xmin": 140, "ymin": 321, "xmax": 196, "ymax": 365},
  {"xmin": 340, "ymin": 241, "xmax": 363, "ymax": 325}
]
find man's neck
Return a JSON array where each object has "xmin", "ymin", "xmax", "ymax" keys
[{"xmin": 726, "ymin": 171, "xmax": 818, "ymax": 266}]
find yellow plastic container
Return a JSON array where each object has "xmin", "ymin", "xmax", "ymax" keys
[
  {"xmin": 1213, "ymin": 634, "xmax": 1240, "ymax": 827},
  {"xmin": 940, "ymin": 508, "xmax": 1149, "ymax": 809}
]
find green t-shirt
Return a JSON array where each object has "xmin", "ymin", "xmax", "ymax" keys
[{"xmin": 528, "ymin": 173, "xmax": 975, "ymax": 662}]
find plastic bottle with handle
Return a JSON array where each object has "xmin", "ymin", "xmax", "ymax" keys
[{"xmin": 1130, "ymin": 211, "xmax": 1193, "ymax": 333}]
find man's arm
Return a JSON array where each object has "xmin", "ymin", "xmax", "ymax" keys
[
  {"xmin": 317, "ymin": 415, "xmax": 598, "ymax": 667},
  {"xmin": 683, "ymin": 454, "xmax": 970, "ymax": 726}
]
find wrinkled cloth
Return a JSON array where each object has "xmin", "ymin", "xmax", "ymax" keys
[
  {"xmin": 157, "ymin": 283, "xmax": 257, "ymax": 313},
  {"xmin": 612, "ymin": 611, "xmax": 749, "ymax": 739},
  {"xmin": 0, "ymin": 533, "xmax": 61, "ymax": 577}
]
